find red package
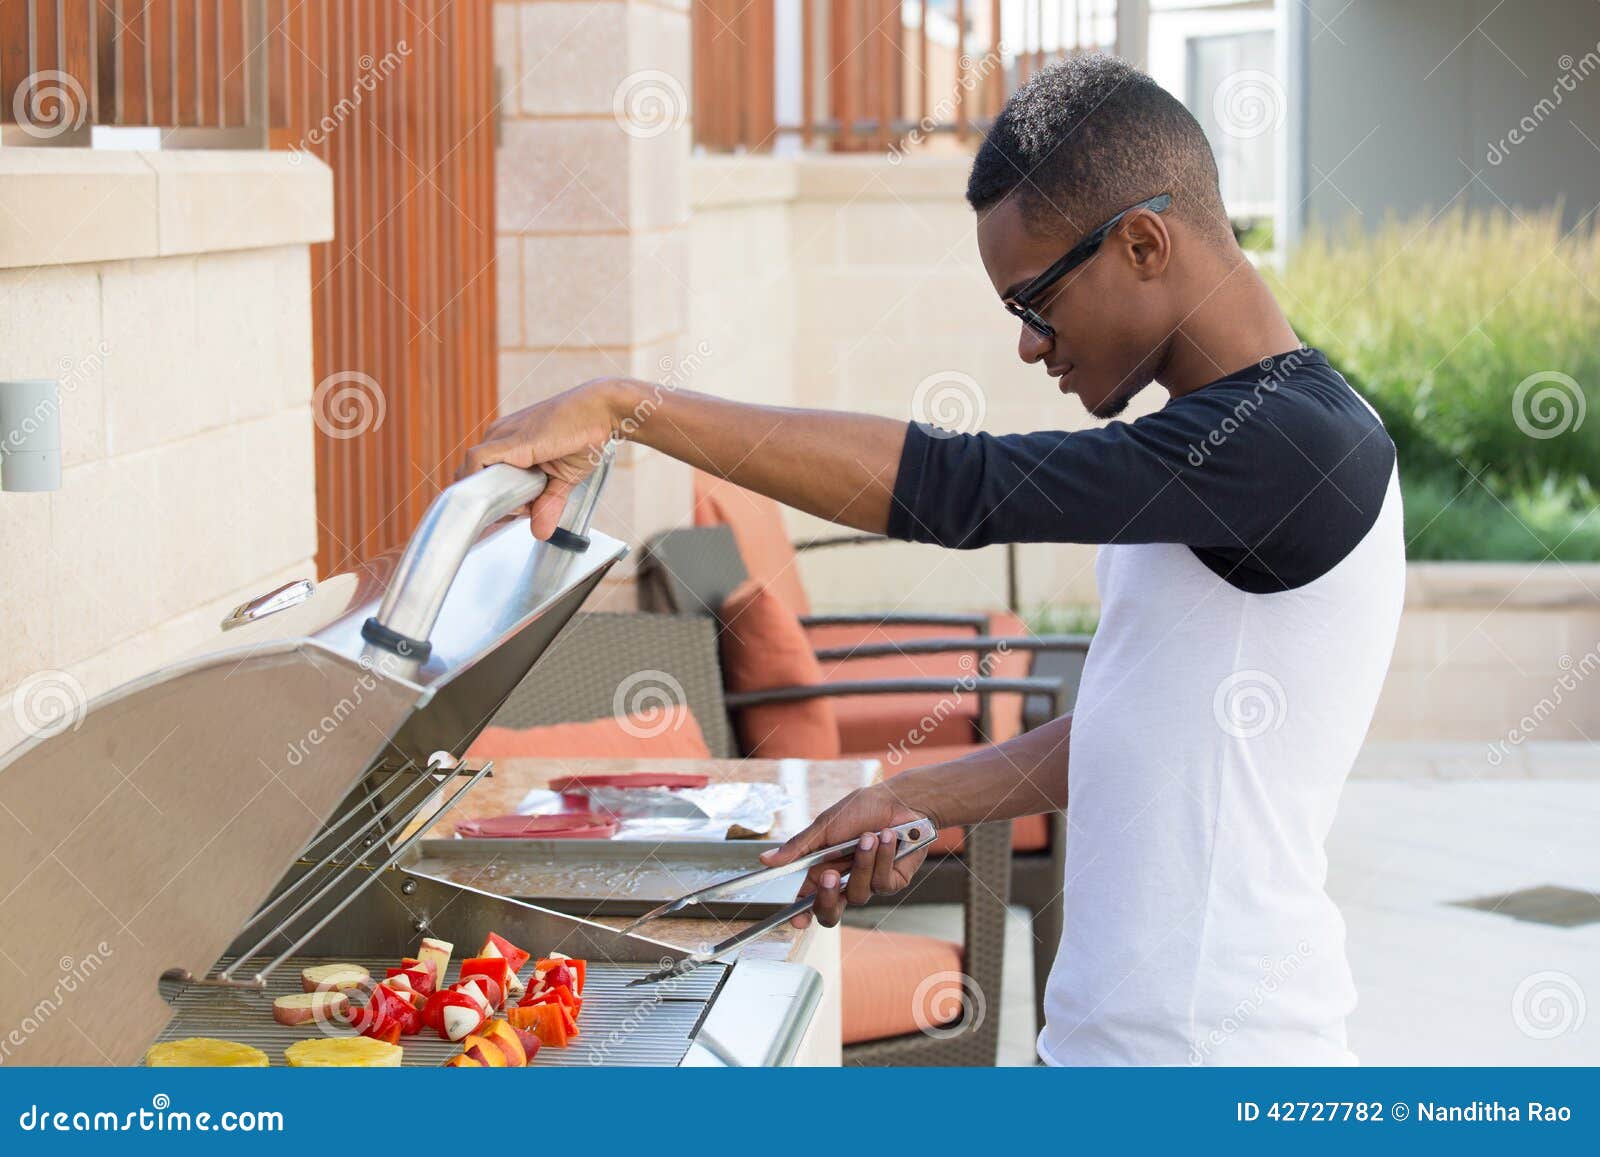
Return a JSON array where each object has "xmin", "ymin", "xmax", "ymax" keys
[{"xmin": 454, "ymin": 813, "xmax": 619, "ymax": 839}]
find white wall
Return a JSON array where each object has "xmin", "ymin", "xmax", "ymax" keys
[{"xmin": 0, "ymin": 150, "xmax": 331, "ymax": 755}]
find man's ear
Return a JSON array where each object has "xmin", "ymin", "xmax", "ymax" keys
[{"xmin": 1121, "ymin": 211, "xmax": 1171, "ymax": 280}]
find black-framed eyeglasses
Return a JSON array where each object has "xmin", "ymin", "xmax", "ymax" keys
[{"xmin": 1003, "ymin": 192, "xmax": 1174, "ymax": 339}]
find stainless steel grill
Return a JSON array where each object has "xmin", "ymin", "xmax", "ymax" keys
[{"xmin": 0, "ymin": 454, "xmax": 820, "ymax": 1068}]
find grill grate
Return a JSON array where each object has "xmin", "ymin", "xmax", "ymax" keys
[{"xmin": 152, "ymin": 955, "xmax": 727, "ymax": 1067}]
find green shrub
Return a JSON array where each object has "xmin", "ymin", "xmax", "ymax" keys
[
  {"xmin": 1026, "ymin": 604, "xmax": 1099, "ymax": 636},
  {"xmin": 1269, "ymin": 208, "xmax": 1599, "ymax": 561}
]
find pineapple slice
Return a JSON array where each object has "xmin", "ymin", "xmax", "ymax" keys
[
  {"xmin": 284, "ymin": 1036, "xmax": 403, "ymax": 1067},
  {"xmin": 145, "ymin": 1037, "xmax": 269, "ymax": 1067}
]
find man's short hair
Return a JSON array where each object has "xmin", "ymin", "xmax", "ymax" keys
[{"xmin": 966, "ymin": 55, "xmax": 1233, "ymax": 246}]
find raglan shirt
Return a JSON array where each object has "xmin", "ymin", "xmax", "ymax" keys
[{"xmin": 888, "ymin": 348, "xmax": 1407, "ymax": 1065}]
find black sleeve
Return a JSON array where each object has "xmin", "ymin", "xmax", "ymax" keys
[{"xmin": 886, "ymin": 376, "xmax": 1395, "ymax": 585}]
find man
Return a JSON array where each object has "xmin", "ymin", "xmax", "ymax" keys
[{"xmin": 463, "ymin": 56, "xmax": 1404, "ymax": 1065}]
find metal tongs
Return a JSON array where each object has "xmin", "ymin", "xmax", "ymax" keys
[{"xmin": 623, "ymin": 816, "xmax": 937, "ymax": 986}]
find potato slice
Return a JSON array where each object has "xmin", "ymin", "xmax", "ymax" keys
[
  {"xmin": 273, "ymin": 990, "xmax": 350, "ymax": 1027},
  {"xmin": 300, "ymin": 963, "xmax": 371, "ymax": 993},
  {"xmin": 145, "ymin": 1038, "xmax": 269, "ymax": 1067},
  {"xmin": 285, "ymin": 1036, "xmax": 403, "ymax": 1068}
]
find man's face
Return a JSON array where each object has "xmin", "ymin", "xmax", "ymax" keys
[{"xmin": 976, "ymin": 195, "xmax": 1170, "ymax": 419}]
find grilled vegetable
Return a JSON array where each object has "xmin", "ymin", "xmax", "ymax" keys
[
  {"xmin": 425, "ymin": 989, "xmax": 487, "ymax": 1042},
  {"xmin": 508, "ymin": 1002, "xmax": 570, "ymax": 1048},
  {"xmin": 450, "ymin": 976, "xmax": 497, "ymax": 1016},
  {"xmin": 480, "ymin": 1018, "xmax": 528, "ymax": 1067},
  {"xmin": 518, "ymin": 981, "xmax": 581, "ymax": 1022},
  {"xmin": 145, "ymin": 1038, "xmax": 269, "ymax": 1067},
  {"xmin": 415, "ymin": 937, "xmax": 453, "ymax": 983},
  {"xmin": 510, "ymin": 1023, "xmax": 542, "ymax": 1062},
  {"xmin": 459, "ymin": 957, "xmax": 511, "ymax": 1007},
  {"xmin": 300, "ymin": 963, "xmax": 371, "ymax": 993},
  {"xmin": 384, "ymin": 965, "xmax": 435, "ymax": 996},
  {"xmin": 272, "ymin": 991, "xmax": 350, "ymax": 1027},
  {"xmin": 534, "ymin": 956, "xmax": 585, "ymax": 995},
  {"xmin": 479, "ymin": 932, "xmax": 532, "ymax": 976},
  {"xmin": 462, "ymin": 1033, "xmax": 508, "ymax": 1067},
  {"xmin": 285, "ymin": 1036, "xmax": 404, "ymax": 1067}
]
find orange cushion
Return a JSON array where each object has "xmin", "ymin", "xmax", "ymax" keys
[
  {"xmin": 840, "ymin": 925, "xmax": 965, "ymax": 1045},
  {"xmin": 845, "ymin": 741, "xmax": 1053, "ymax": 854},
  {"xmin": 809, "ymin": 622, "xmax": 982, "ymax": 750},
  {"xmin": 467, "ymin": 706, "xmax": 711, "ymax": 760},
  {"xmin": 693, "ymin": 471, "xmax": 811, "ymax": 618},
  {"xmin": 717, "ymin": 580, "xmax": 841, "ymax": 759},
  {"xmin": 810, "ymin": 611, "xmax": 1034, "ymax": 751}
]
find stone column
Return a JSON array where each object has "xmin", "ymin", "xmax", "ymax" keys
[{"xmin": 494, "ymin": 0, "xmax": 696, "ymax": 608}]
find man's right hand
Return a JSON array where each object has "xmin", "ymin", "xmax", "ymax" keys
[
  {"xmin": 460, "ymin": 378, "xmax": 637, "ymax": 540},
  {"xmin": 759, "ymin": 783, "xmax": 940, "ymax": 928}
]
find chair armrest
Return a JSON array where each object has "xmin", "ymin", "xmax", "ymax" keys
[
  {"xmin": 812, "ymin": 633, "xmax": 1092, "ymax": 662},
  {"xmin": 724, "ymin": 675, "xmax": 1063, "ymax": 709},
  {"xmin": 799, "ymin": 611, "xmax": 988, "ymax": 632},
  {"xmin": 792, "ymin": 533, "xmax": 888, "ymax": 552}
]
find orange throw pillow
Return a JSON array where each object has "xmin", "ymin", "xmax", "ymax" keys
[
  {"xmin": 466, "ymin": 705, "xmax": 711, "ymax": 760},
  {"xmin": 692, "ymin": 471, "xmax": 812, "ymax": 618},
  {"xmin": 717, "ymin": 580, "xmax": 841, "ymax": 759}
]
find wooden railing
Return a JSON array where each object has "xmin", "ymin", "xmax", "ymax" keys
[
  {"xmin": 691, "ymin": 0, "xmax": 1122, "ymax": 154},
  {"xmin": 0, "ymin": 0, "xmax": 259, "ymax": 134},
  {"xmin": 264, "ymin": 1, "xmax": 499, "ymax": 575}
]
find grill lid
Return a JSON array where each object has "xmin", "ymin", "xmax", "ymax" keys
[{"xmin": 0, "ymin": 461, "xmax": 629, "ymax": 1064}]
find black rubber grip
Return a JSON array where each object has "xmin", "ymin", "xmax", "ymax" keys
[
  {"xmin": 546, "ymin": 527, "xmax": 590, "ymax": 552},
  {"xmin": 360, "ymin": 617, "xmax": 432, "ymax": 663}
]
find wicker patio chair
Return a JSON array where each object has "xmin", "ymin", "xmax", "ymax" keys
[
  {"xmin": 641, "ymin": 525, "xmax": 1090, "ymax": 1032},
  {"xmin": 490, "ymin": 610, "xmax": 1030, "ymax": 1065}
]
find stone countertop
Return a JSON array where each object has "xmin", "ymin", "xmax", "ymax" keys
[{"xmin": 415, "ymin": 757, "xmax": 881, "ymax": 963}]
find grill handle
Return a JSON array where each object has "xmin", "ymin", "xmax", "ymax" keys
[{"xmin": 362, "ymin": 445, "xmax": 614, "ymax": 663}]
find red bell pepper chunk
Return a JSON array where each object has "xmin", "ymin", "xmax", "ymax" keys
[
  {"xmin": 508, "ymin": 1002, "xmax": 568, "ymax": 1048},
  {"xmin": 459, "ymin": 957, "xmax": 511, "ymax": 1006},
  {"xmin": 481, "ymin": 932, "xmax": 532, "ymax": 976},
  {"xmin": 523, "ymin": 982, "xmax": 580, "ymax": 1013},
  {"xmin": 361, "ymin": 980, "xmax": 418, "ymax": 1036}
]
